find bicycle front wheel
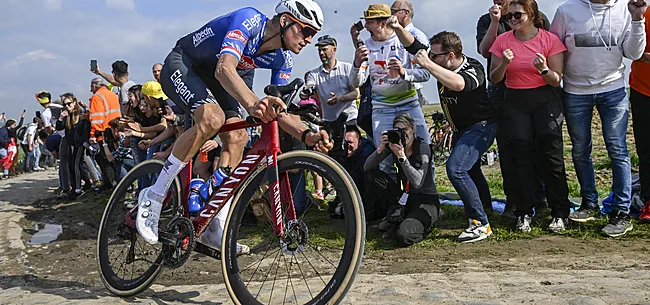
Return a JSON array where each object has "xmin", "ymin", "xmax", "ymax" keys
[{"xmin": 222, "ymin": 150, "xmax": 365, "ymax": 305}]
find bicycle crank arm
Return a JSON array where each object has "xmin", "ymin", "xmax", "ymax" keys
[
  {"xmin": 194, "ymin": 242, "xmax": 222, "ymax": 260},
  {"xmin": 157, "ymin": 231, "xmax": 178, "ymax": 246}
]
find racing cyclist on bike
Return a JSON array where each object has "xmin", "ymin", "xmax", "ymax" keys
[{"xmin": 136, "ymin": 0, "xmax": 333, "ymax": 250}]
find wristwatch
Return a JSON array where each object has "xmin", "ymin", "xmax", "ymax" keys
[
  {"xmin": 540, "ymin": 68, "xmax": 549, "ymax": 75},
  {"xmin": 398, "ymin": 156, "xmax": 407, "ymax": 164}
]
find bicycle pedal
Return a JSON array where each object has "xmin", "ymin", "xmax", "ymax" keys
[{"xmin": 194, "ymin": 242, "xmax": 222, "ymax": 260}]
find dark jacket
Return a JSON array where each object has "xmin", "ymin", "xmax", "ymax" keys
[{"xmin": 0, "ymin": 127, "xmax": 9, "ymax": 147}]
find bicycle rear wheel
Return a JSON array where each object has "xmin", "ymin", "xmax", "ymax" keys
[
  {"xmin": 222, "ymin": 150, "xmax": 365, "ymax": 305},
  {"xmin": 96, "ymin": 159, "xmax": 182, "ymax": 297}
]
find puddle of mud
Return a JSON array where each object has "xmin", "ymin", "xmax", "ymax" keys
[{"xmin": 28, "ymin": 223, "xmax": 63, "ymax": 245}]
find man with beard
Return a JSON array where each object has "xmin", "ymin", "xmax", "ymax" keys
[{"xmin": 302, "ymin": 35, "xmax": 359, "ymax": 126}]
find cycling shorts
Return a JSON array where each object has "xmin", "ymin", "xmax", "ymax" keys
[{"xmin": 160, "ymin": 46, "xmax": 254, "ymax": 120}]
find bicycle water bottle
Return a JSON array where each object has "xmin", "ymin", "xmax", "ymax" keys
[
  {"xmin": 198, "ymin": 166, "xmax": 231, "ymax": 201},
  {"xmin": 388, "ymin": 45, "xmax": 401, "ymax": 79},
  {"xmin": 188, "ymin": 178, "xmax": 205, "ymax": 214}
]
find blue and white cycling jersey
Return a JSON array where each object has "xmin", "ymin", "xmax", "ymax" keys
[{"xmin": 177, "ymin": 7, "xmax": 293, "ymax": 85}]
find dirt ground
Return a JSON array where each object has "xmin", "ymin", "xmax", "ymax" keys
[
  {"xmin": 1, "ymin": 104, "xmax": 647, "ymax": 302},
  {"xmin": 2, "ymin": 171, "xmax": 649, "ymax": 292}
]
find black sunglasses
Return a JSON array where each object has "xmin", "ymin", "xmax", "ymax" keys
[
  {"xmin": 63, "ymin": 102, "xmax": 74, "ymax": 106},
  {"xmin": 286, "ymin": 15, "xmax": 318, "ymax": 38},
  {"xmin": 504, "ymin": 12, "xmax": 526, "ymax": 20},
  {"xmin": 429, "ymin": 51, "xmax": 450, "ymax": 59}
]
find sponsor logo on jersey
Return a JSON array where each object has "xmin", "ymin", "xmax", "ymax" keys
[
  {"xmin": 279, "ymin": 73, "xmax": 291, "ymax": 80},
  {"xmin": 237, "ymin": 56, "xmax": 259, "ymax": 70},
  {"xmin": 221, "ymin": 42, "xmax": 243, "ymax": 58},
  {"xmin": 170, "ymin": 70, "xmax": 196, "ymax": 104},
  {"xmin": 375, "ymin": 60, "xmax": 387, "ymax": 70},
  {"xmin": 226, "ymin": 29, "xmax": 247, "ymax": 44},
  {"xmin": 242, "ymin": 14, "xmax": 262, "ymax": 31},
  {"xmin": 193, "ymin": 26, "xmax": 215, "ymax": 47}
]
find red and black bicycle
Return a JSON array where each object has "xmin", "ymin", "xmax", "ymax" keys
[{"xmin": 96, "ymin": 79, "xmax": 365, "ymax": 305}]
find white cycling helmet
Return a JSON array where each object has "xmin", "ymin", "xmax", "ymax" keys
[{"xmin": 275, "ymin": 0, "xmax": 324, "ymax": 31}]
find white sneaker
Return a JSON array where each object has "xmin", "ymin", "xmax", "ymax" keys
[
  {"xmin": 548, "ymin": 217, "xmax": 568, "ymax": 232},
  {"xmin": 457, "ymin": 219, "xmax": 492, "ymax": 243},
  {"xmin": 136, "ymin": 187, "xmax": 163, "ymax": 244},
  {"xmin": 516, "ymin": 215, "xmax": 532, "ymax": 233},
  {"xmin": 199, "ymin": 198, "xmax": 250, "ymax": 255}
]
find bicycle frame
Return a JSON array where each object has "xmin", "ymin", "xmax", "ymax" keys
[{"xmin": 124, "ymin": 118, "xmax": 296, "ymax": 240}]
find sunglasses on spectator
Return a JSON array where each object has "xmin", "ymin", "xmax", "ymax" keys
[
  {"xmin": 429, "ymin": 51, "xmax": 450, "ymax": 59},
  {"xmin": 505, "ymin": 12, "xmax": 526, "ymax": 20},
  {"xmin": 63, "ymin": 102, "xmax": 74, "ymax": 106},
  {"xmin": 391, "ymin": 9, "xmax": 408, "ymax": 14},
  {"xmin": 286, "ymin": 15, "xmax": 318, "ymax": 38}
]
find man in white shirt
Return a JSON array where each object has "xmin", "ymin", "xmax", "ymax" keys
[
  {"xmin": 303, "ymin": 35, "xmax": 360, "ymax": 125},
  {"xmin": 20, "ymin": 117, "xmax": 39, "ymax": 172},
  {"xmin": 35, "ymin": 90, "xmax": 55, "ymax": 135},
  {"xmin": 550, "ymin": 0, "xmax": 648, "ymax": 237},
  {"xmin": 391, "ymin": 0, "xmax": 430, "ymax": 106}
]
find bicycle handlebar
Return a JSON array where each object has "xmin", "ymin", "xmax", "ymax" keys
[{"xmin": 245, "ymin": 79, "xmax": 308, "ymax": 125}]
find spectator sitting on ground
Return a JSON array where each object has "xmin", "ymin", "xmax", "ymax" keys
[
  {"xmin": 104, "ymin": 118, "xmax": 135, "ymax": 181},
  {"xmin": 339, "ymin": 126, "xmax": 380, "ymax": 221},
  {"xmin": 364, "ymin": 113, "xmax": 440, "ymax": 247}
]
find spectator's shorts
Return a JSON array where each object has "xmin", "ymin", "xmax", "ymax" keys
[{"xmin": 160, "ymin": 46, "xmax": 254, "ymax": 120}]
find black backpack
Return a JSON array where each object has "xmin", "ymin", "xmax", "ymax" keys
[{"xmin": 16, "ymin": 126, "xmax": 27, "ymax": 142}]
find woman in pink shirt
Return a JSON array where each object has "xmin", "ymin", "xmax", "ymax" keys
[{"xmin": 489, "ymin": 0, "xmax": 572, "ymax": 233}]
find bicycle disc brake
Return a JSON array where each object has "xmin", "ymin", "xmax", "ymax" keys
[
  {"xmin": 280, "ymin": 219, "xmax": 309, "ymax": 255},
  {"xmin": 162, "ymin": 217, "xmax": 195, "ymax": 269}
]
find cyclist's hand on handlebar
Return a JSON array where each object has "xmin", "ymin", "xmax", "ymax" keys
[
  {"xmin": 200, "ymin": 140, "xmax": 219, "ymax": 153},
  {"xmin": 306, "ymin": 130, "xmax": 333, "ymax": 154},
  {"xmin": 252, "ymin": 96, "xmax": 287, "ymax": 123}
]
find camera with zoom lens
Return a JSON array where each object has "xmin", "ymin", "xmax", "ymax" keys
[
  {"xmin": 302, "ymin": 86, "xmax": 316, "ymax": 98},
  {"xmin": 324, "ymin": 113, "xmax": 349, "ymax": 162},
  {"xmin": 386, "ymin": 129, "xmax": 405, "ymax": 145}
]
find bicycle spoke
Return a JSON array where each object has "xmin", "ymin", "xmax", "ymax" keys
[
  {"xmin": 308, "ymin": 244, "xmax": 338, "ymax": 270},
  {"xmin": 300, "ymin": 250, "xmax": 326, "ymax": 286},
  {"xmin": 293, "ymin": 253, "xmax": 313, "ymax": 299},
  {"xmin": 255, "ymin": 250, "xmax": 281, "ymax": 300}
]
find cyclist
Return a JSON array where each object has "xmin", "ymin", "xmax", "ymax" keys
[{"xmin": 136, "ymin": 0, "xmax": 333, "ymax": 247}]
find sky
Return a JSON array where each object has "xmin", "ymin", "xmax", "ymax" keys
[{"xmin": 0, "ymin": 0, "xmax": 631, "ymax": 120}]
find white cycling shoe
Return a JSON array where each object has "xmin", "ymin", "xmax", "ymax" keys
[
  {"xmin": 136, "ymin": 187, "xmax": 163, "ymax": 244},
  {"xmin": 199, "ymin": 198, "xmax": 250, "ymax": 255}
]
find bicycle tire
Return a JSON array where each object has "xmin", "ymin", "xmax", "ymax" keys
[
  {"xmin": 97, "ymin": 159, "xmax": 182, "ymax": 297},
  {"xmin": 222, "ymin": 150, "xmax": 365, "ymax": 305}
]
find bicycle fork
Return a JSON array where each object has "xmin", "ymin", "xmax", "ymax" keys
[{"xmin": 266, "ymin": 152, "xmax": 297, "ymax": 238}]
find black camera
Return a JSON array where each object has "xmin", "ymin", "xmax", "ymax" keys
[
  {"xmin": 324, "ymin": 112, "xmax": 349, "ymax": 162},
  {"xmin": 386, "ymin": 129, "xmax": 405, "ymax": 145},
  {"xmin": 302, "ymin": 86, "xmax": 316, "ymax": 97}
]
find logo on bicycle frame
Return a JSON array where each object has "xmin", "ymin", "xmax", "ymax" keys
[{"xmin": 199, "ymin": 154, "xmax": 261, "ymax": 218}]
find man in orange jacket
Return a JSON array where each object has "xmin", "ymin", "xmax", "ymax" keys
[{"xmin": 89, "ymin": 77, "xmax": 121, "ymax": 190}]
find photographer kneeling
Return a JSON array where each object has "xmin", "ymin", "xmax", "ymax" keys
[{"xmin": 364, "ymin": 113, "xmax": 439, "ymax": 246}]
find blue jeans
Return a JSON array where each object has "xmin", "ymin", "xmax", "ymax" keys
[
  {"xmin": 446, "ymin": 122, "xmax": 497, "ymax": 224},
  {"xmin": 372, "ymin": 100, "xmax": 431, "ymax": 177},
  {"xmin": 289, "ymin": 171, "xmax": 308, "ymax": 215},
  {"xmin": 564, "ymin": 87, "xmax": 631, "ymax": 213},
  {"xmin": 115, "ymin": 158, "xmax": 136, "ymax": 181}
]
